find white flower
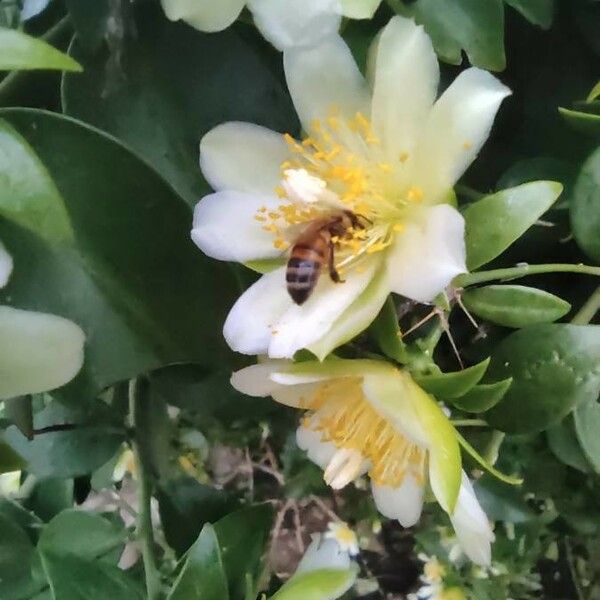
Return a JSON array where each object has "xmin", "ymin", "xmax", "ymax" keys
[
  {"xmin": 161, "ymin": 0, "xmax": 381, "ymax": 50},
  {"xmin": 232, "ymin": 358, "xmax": 495, "ymax": 565},
  {"xmin": 0, "ymin": 242, "xmax": 85, "ymax": 399},
  {"xmin": 324, "ymin": 521, "xmax": 360, "ymax": 556},
  {"xmin": 192, "ymin": 16, "xmax": 510, "ymax": 360}
]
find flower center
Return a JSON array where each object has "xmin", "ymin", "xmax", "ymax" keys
[
  {"xmin": 301, "ymin": 378, "xmax": 426, "ymax": 488},
  {"xmin": 255, "ymin": 110, "xmax": 425, "ymax": 272}
]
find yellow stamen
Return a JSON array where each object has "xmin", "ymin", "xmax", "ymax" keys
[{"xmin": 407, "ymin": 186, "xmax": 424, "ymax": 203}]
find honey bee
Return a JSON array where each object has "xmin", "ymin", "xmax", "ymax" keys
[{"xmin": 286, "ymin": 210, "xmax": 364, "ymax": 305}]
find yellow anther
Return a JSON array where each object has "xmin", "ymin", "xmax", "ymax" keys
[
  {"xmin": 273, "ymin": 238, "xmax": 288, "ymax": 250},
  {"xmin": 254, "ymin": 215, "xmax": 266, "ymax": 222},
  {"xmin": 366, "ymin": 241, "xmax": 391, "ymax": 254},
  {"xmin": 399, "ymin": 151, "xmax": 410, "ymax": 163},
  {"xmin": 393, "ymin": 223, "xmax": 405, "ymax": 233},
  {"xmin": 407, "ymin": 186, "xmax": 424, "ymax": 203},
  {"xmin": 276, "ymin": 186, "xmax": 286, "ymax": 198},
  {"xmin": 354, "ymin": 112, "xmax": 370, "ymax": 129}
]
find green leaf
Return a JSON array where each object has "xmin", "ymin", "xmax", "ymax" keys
[
  {"xmin": 213, "ymin": 504, "xmax": 274, "ymax": 600},
  {"xmin": 63, "ymin": 0, "xmax": 112, "ymax": 52},
  {"xmin": 504, "ymin": 0, "xmax": 554, "ymax": 29},
  {"xmin": 571, "ymin": 146, "xmax": 600, "ymax": 262},
  {"xmin": 486, "ymin": 325, "xmax": 600, "ymax": 433},
  {"xmin": 167, "ymin": 524, "xmax": 229, "ymax": 600},
  {"xmin": 0, "ymin": 28, "xmax": 81, "ymax": 72},
  {"xmin": 62, "ymin": 8, "xmax": 298, "ymax": 207},
  {"xmin": 559, "ymin": 107, "xmax": 600, "ymax": 137},
  {"xmin": 270, "ymin": 568, "xmax": 357, "ymax": 600},
  {"xmin": 0, "ymin": 513, "xmax": 34, "ymax": 584},
  {"xmin": 40, "ymin": 552, "xmax": 144, "ymax": 600},
  {"xmin": 4, "ymin": 396, "xmax": 33, "ymax": 439},
  {"xmin": 413, "ymin": 358, "xmax": 490, "ymax": 399},
  {"xmin": 461, "ymin": 285, "xmax": 571, "ymax": 328},
  {"xmin": 38, "ymin": 510, "xmax": 126, "ymax": 561},
  {"xmin": 0, "ymin": 438, "xmax": 25, "ymax": 472},
  {"xmin": 450, "ymin": 378, "xmax": 512, "ymax": 413},
  {"xmin": 573, "ymin": 397, "xmax": 600, "ymax": 474},
  {"xmin": 25, "ymin": 478, "xmax": 73, "ymax": 522},
  {"xmin": 157, "ymin": 476, "xmax": 238, "ymax": 556},
  {"xmin": 463, "ymin": 181, "xmax": 562, "ymax": 270},
  {"xmin": 392, "ymin": 0, "xmax": 506, "ymax": 71},
  {"xmin": 0, "ymin": 109, "xmax": 238, "ymax": 399},
  {"xmin": 474, "ymin": 476, "xmax": 534, "ymax": 523},
  {"xmin": 4, "ymin": 400, "xmax": 124, "ymax": 478},
  {"xmin": 547, "ymin": 416, "xmax": 593, "ymax": 473},
  {"xmin": 369, "ymin": 296, "xmax": 407, "ymax": 363}
]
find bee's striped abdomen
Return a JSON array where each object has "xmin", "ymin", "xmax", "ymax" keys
[{"xmin": 286, "ymin": 243, "xmax": 326, "ymax": 305}]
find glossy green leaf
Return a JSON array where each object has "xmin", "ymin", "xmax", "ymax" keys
[
  {"xmin": 559, "ymin": 107, "xmax": 600, "ymax": 137},
  {"xmin": 214, "ymin": 504, "xmax": 274, "ymax": 600},
  {"xmin": 62, "ymin": 8, "xmax": 297, "ymax": 207},
  {"xmin": 0, "ymin": 28, "xmax": 81, "ymax": 72},
  {"xmin": 504, "ymin": 0, "xmax": 554, "ymax": 29},
  {"xmin": 40, "ymin": 552, "xmax": 144, "ymax": 600},
  {"xmin": 392, "ymin": 0, "xmax": 506, "ymax": 70},
  {"xmin": 369, "ymin": 296, "xmax": 407, "ymax": 363},
  {"xmin": 270, "ymin": 568, "xmax": 357, "ymax": 600},
  {"xmin": 463, "ymin": 181, "xmax": 562, "ymax": 270},
  {"xmin": 0, "ymin": 109, "xmax": 237, "ymax": 399},
  {"xmin": 4, "ymin": 396, "xmax": 33, "ymax": 439},
  {"xmin": 461, "ymin": 285, "xmax": 571, "ymax": 328},
  {"xmin": 4, "ymin": 400, "xmax": 124, "ymax": 478},
  {"xmin": 547, "ymin": 416, "xmax": 593, "ymax": 473},
  {"xmin": 573, "ymin": 397, "xmax": 600, "ymax": 474},
  {"xmin": 157, "ymin": 476, "xmax": 238, "ymax": 556},
  {"xmin": 0, "ymin": 513, "xmax": 34, "ymax": 583},
  {"xmin": 450, "ymin": 378, "xmax": 512, "ymax": 413},
  {"xmin": 413, "ymin": 358, "xmax": 489, "ymax": 399},
  {"xmin": 38, "ymin": 510, "xmax": 126, "ymax": 561},
  {"xmin": 63, "ymin": 0, "xmax": 112, "ymax": 52},
  {"xmin": 486, "ymin": 325, "xmax": 600, "ymax": 433},
  {"xmin": 167, "ymin": 524, "xmax": 229, "ymax": 600},
  {"xmin": 474, "ymin": 476, "xmax": 534, "ymax": 524},
  {"xmin": 571, "ymin": 146, "xmax": 600, "ymax": 262},
  {"xmin": 0, "ymin": 439, "xmax": 25, "ymax": 473}
]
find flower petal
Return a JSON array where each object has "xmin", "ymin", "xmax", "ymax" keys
[
  {"xmin": 295, "ymin": 537, "xmax": 351, "ymax": 574},
  {"xmin": 449, "ymin": 472, "xmax": 495, "ymax": 566},
  {"xmin": 0, "ymin": 241, "xmax": 13, "ymax": 288},
  {"xmin": 0, "ymin": 306, "xmax": 84, "ymax": 400},
  {"xmin": 248, "ymin": 0, "xmax": 341, "ymax": 51},
  {"xmin": 284, "ymin": 35, "xmax": 370, "ymax": 131},
  {"xmin": 268, "ymin": 259, "xmax": 377, "ymax": 358},
  {"xmin": 297, "ymin": 425, "xmax": 338, "ymax": 469},
  {"xmin": 224, "ymin": 267, "xmax": 291, "ymax": 355},
  {"xmin": 386, "ymin": 205, "xmax": 466, "ymax": 303},
  {"xmin": 192, "ymin": 191, "xmax": 283, "ymax": 262},
  {"xmin": 370, "ymin": 16, "xmax": 439, "ymax": 164},
  {"xmin": 341, "ymin": 0, "xmax": 381, "ymax": 18},
  {"xmin": 412, "ymin": 68, "xmax": 511, "ymax": 204},
  {"xmin": 371, "ymin": 476, "xmax": 425, "ymax": 527},
  {"xmin": 307, "ymin": 261, "xmax": 389, "ymax": 360},
  {"xmin": 200, "ymin": 122, "xmax": 289, "ymax": 195},
  {"xmin": 161, "ymin": 0, "xmax": 245, "ymax": 32}
]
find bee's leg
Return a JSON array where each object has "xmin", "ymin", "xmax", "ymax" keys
[{"xmin": 328, "ymin": 242, "xmax": 344, "ymax": 283}]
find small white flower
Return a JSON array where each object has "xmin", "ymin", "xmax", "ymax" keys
[
  {"xmin": 161, "ymin": 0, "xmax": 381, "ymax": 50},
  {"xmin": 193, "ymin": 17, "xmax": 510, "ymax": 360},
  {"xmin": 232, "ymin": 358, "xmax": 495, "ymax": 565},
  {"xmin": 324, "ymin": 521, "xmax": 360, "ymax": 556}
]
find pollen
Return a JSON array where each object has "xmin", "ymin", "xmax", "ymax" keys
[
  {"xmin": 302, "ymin": 379, "xmax": 426, "ymax": 488},
  {"xmin": 407, "ymin": 186, "xmax": 424, "ymax": 203},
  {"xmin": 399, "ymin": 151, "xmax": 410, "ymax": 163},
  {"xmin": 462, "ymin": 141, "xmax": 473, "ymax": 150},
  {"xmin": 393, "ymin": 223, "xmax": 405, "ymax": 233}
]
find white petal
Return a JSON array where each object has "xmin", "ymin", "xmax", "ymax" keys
[
  {"xmin": 223, "ymin": 267, "xmax": 291, "ymax": 355},
  {"xmin": 449, "ymin": 472, "xmax": 495, "ymax": 566},
  {"xmin": 307, "ymin": 261, "xmax": 389, "ymax": 360},
  {"xmin": 284, "ymin": 35, "xmax": 370, "ymax": 131},
  {"xmin": 386, "ymin": 205, "xmax": 466, "ymax": 303},
  {"xmin": 230, "ymin": 362, "xmax": 285, "ymax": 397},
  {"xmin": 341, "ymin": 0, "xmax": 381, "ymax": 18},
  {"xmin": 296, "ymin": 536, "xmax": 351, "ymax": 574},
  {"xmin": 371, "ymin": 476, "xmax": 425, "ymax": 527},
  {"xmin": 191, "ymin": 191, "xmax": 283, "ymax": 262},
  {"xmin": 370, "ymin": 16, "xmax": 439, "ymax": 164},
  {"xmin": 248, "ymin": 0, "xmax": 341, "ymax": 51},
  {"xmin": 296, "ymin": 425, "xmax": 338, "ymax": 469},
  {"xmin": 0, "ymin": 307, "xmax": 84, "ymax": 399},
  {"xmin": 412, "ymin": 68, "xmax": 511, "ymax": 204},
  {"xmin": 161, "ymin": 0, "xmax": 245, "ymax": 32},
  {"xmin": 200, "ymin": 122, "xmax": 289, "ymax": 195},
  {"xmin": 268, "ymin": 259, "xmax": 377, "ymax": 358},
  {"xmin": 0, "ymin": 241, "xmax": 13, "ymax": 288}
]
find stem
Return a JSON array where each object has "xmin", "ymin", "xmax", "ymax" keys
[
  {"xmin": 455, "ymin": 263, "xmax": 600, "ymax": 288},
  {"xmin": 571, "ymin": 285, "xmax": 600, "ymax": 325},
  {"xmin": 451, "ymin": 419, "xmax": 488, "ymax": 427},
  {"xmin": 129, "ymin": 379, "xmax": 161, "ymax": 600}
]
